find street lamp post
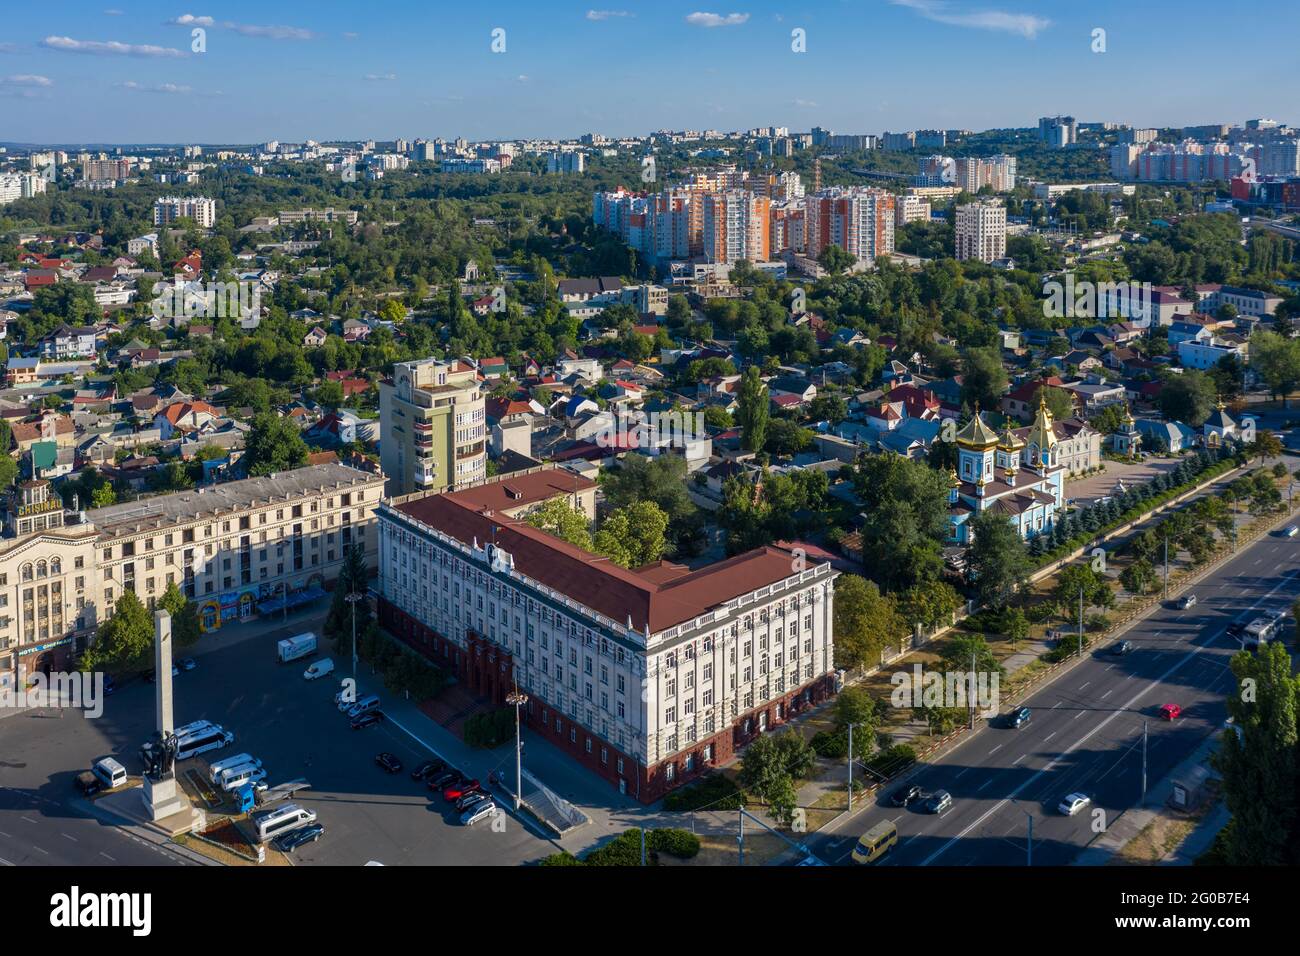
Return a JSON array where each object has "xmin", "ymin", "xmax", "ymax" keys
[
  {"xmin": 506, "ymin": 688, "xmax": 528, "ymax": 812},
  {"xmin": 344, "ymin": 592, "xmax": 363, "ymax": 684}
]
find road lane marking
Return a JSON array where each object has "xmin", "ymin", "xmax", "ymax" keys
[
  {"xmin": 99, "ymin": 851, "xmax": 116, "ymax": 862},
  {"xmin": 977, "ymin": 778, "xmax": 994, "ymax": 792},
  {"xmin": 988, "ymin": 744, "xmax": 1003, "ymax": 755},
  {"xmin": 1052, "ymin": 701, "xmax": 1062, "ymax": 709},
  {"xmin": 954, "ymin": 767, "xmax": 971, "ymax": 779},
  {"xmin": 1044, "ymin": 732, "xmax": 1056, "ymax": 742},
  {"xmin": 1012, "ymin": 753, "xmax": 1027, "ymax": 766},
  {"xmin": 920, "ymin": 566, "xmax": 1300, "ymax": 866},
  {"xmin": 1074, "ymin": 711, "xmax": 1086, "ymax": 720},
  {"xmin": 60, "ymin": 833, "xmax": 76, "ymax": 842},
  {"xmin": 1078, "ymin": 682, "xmax": 1090, "ymax": 690},
  {"xmin": 1101, "ymin": 689, "xmax": 1112, "ymax": 699}
]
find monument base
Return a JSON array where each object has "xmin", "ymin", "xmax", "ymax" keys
[{"xmin": 142, "ymin": 774, "xmax": 187, "ymax": 822}]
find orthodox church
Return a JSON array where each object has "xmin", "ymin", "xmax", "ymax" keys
[{"xmin": 948, "ymin": 400, "xmax": 1066, "ymax": 544}]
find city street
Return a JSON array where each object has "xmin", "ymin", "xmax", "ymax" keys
[
  {"xmin": 807, "ymin": 508, "xmax": 1299, "ymax": 867},
  {"xmin": 0, "ymin": 608, "xmax": 559, "ymax": 866}
]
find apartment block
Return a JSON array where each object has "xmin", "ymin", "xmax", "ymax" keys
[
  {"xmin": 702, "ymin": 191, "xmax": 771, "ymax": 264},
  {"xmin": 954, "ymin": 200, "xmax": 1007, "ymax": 262},
  {"xmin": 805, "ymin": 187, "xmax": 896, "ymax": 266},
  {"xmin": 379, "ymin": 359, "xmax": 487, "ymax": 497},
  {"xmin": 376, "ymin": 467, "xmax": 838, "ymax": 802},
  {"xmin": 153, "ymin": 196, "xmax": 218, "ymax": 228},
  {"xmin": 81, "ymin": 158, "xmax": 132, "ymax": 183}
]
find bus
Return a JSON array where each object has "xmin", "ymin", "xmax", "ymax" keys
[
  {"xmin": 175, "ymin": 727, "xmax": 235, "ymax": 761},
  {"xmin": 253, "ymin": 804, "xmax": 316, "ymax": 843}
]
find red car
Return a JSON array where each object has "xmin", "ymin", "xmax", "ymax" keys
[
  {"xmin": 443, "ymin": 779, "xmax": 480, "ymax": 801},
  {"xmin": 1159, "ymin": 703, "xmax": 1182, "ymax": 720}
]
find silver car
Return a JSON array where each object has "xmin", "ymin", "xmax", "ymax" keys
[{"xmin": 460, "ymin": 800, "xmax": 497, "ymax": 826}]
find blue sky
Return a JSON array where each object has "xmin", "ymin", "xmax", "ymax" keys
[{"xmin": 0, "ymin": 1, "xmax": 1294, "ymax": 144}]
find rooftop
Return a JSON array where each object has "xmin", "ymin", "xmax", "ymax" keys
[{"xmin": 87, "ymin": 462, "xmax": 380, "ymax": 537}]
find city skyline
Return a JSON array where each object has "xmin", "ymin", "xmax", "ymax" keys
[{"xmin": 0, "ymin": 1, "xmax": 1294, "ymax": 143}]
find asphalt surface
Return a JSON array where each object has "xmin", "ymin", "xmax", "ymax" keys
[
  {"xmin": 0, "ymin": 609, "xmax": 558, "ymax": 866},
  {"xmin": 808, "ymin": 517, "xmax": 1299, "ymax": 867}
]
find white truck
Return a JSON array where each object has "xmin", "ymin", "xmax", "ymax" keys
[
  {"xmin": 75, "ymin": 757, "xmax": 128, "ymax": 796},
  {"xmin": 276, "ymin": 632, "xmax": 318, "ymax": 664}
]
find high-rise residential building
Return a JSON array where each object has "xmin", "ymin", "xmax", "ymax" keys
[
  {"xmin": 882, "ymin": 131, "xmax": 916, "ymax": 151},
  {"xmin": 769, "ymin": 201, "xmax": 806, "ymax": 254},
  {"xmin": 376, "ymin": 466, "xmax": 839, "ymax": 803},
  {"xmin": 153, "ymin": 196, "xmax": 218, "ymax": 228},
  {"xmin": 81, "ymin": 158, "xmax": 132, "ymax": 183},
  {"xmin": 895, "ymin": 193, "xmax": 932, "ymax": 226},
  {"xmin": 0, "ymin": 173, "xmax": 46, "ymax": 206},
  {"xmin": 805, "ymin": 187, "xmax": 896, "ymax": 267},
  {"xmin": 954, "ymin": 200, "xmax": 1007, "ymax": 262},
  {"xmin": 915, "ymin": 129, "xmax": 947, "ymax": 149},
  {"xmin": 1257, "ymin": 139, "xmax": 1300, "ymax": 177},
  {"xmin": 1110, "ymin": 143, "xmax": 1143, "ymax": 180},
  {"xmin": 379, "ymin": 359, "xmax": 487, "ymax": 497},
  {"xmin": 1038, "ymin": 115, "xmax": 1077, "ymax": 148},
  {"xmin": 1131, "ymin": 141, "xmax": 1248, "ymax": 182},
  {"xmin": 702, "ymin": 190, "xmax": 771, "ymax": 264},
  {"xmin": 1117, "ymin": 127, "xmax": 1158, "ymax": 145},
  {"xmin": 546, "ymin": 151, "xmax": 586, "ymax": 174}
]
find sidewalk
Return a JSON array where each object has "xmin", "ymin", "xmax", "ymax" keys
[
  {"xmin": 75, "ymin": 795, "xmax": 221, "ymax": 866},
  {"xmin": 1071, "ymin": 728, "xmax": 1224, "ymax": 866}
]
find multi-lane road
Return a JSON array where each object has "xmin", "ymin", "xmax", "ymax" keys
[{"xmin": 809, "ymin": 513, "xmax": 1299, "ymax": 867}]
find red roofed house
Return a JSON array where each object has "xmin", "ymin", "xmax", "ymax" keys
[{"xmin": 154, "ymin": 400, "xmax": 219, "ymax": 440}]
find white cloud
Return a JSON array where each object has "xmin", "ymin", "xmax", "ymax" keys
[
  {"xmin": 1, "ymin": 74, "xmax": 53, "ymax": 87},
  {"xmin": 118, "ymin": 80, "xmax": 193, "ymax": 94},
  {"xmin": 586, "ymin": 9, "xmax": 635, "ymax": 20},
  {"xmin": 685, "ymin": 12, "xmax": 750, "ymax": 27},
  {"xmin": 516, "ymin": 74, "xmax": 530, "ymax": 83},
  {"xmin": 365, "ymin": 73, "xmax": 397, "ymax": 81},
  {"xmin": 165, "ymin": 15, "xmax": 317, "ymax": 40},
  {"xmin": 793, "ymin": 98, "xmax": 818, "ymax": 108},
  {"xmin": 889, "ymin": 0, "xmax": 1049, "ymax": 39},
  {"xmin": 42, "ymin": 36, "xmax": 187, "ymax": 57}
]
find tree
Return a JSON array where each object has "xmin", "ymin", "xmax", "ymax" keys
[
  {"xmin": 1157, "ymin": 369, "xmax": 1217, "ymax": 427},
  {"xmin": 941, "ymin": 633, "xmax": 1003, "ymax": 678},
  {"xmin": 525, "ymin": 498, "xmax": 593, "ymax": 550},
  {"xmin": 833, "ymin": 574, "xmax": 907, "ymax": 670},
  {"xmin": 736, "ymin": 366, "xmax": 769, "ymax": 453},
  {"xmin": 851, "ymin": 454, "xmax": 950, "ymax": 592},
  {"xmin": 1214, "ymin": 642, "xmax": 1299, "ymax": 865},
  {"xmin": 763, "ymin": 418, "xmax": 813, "ymax": 457},
  {"xmin": 324, "ymin": 544, "xmax": 373, "ymax": 649},
  {"xmin": 84, "ymin": 590, "xmax": 153, "ymax": 672},
  {"xmin": 1249, "ymin": 330, "xmax": 1300, "ymax": 405},
  {"xmin": 961, "ymin": 347, "xmax": 1009, "ymax": 411},
  {"xmin": 817, "ymin": 243, "xmax": 856, "ymax": 276},
  {"xmin": 243, "ymin": 412, "xmax": 309, "ymax": 476},
  {"xmin": 593, "ymin": 501, "xmax": 668, "ymax": 569},
  {"xmin": 1004, "ymin": 607, "xmax": 1029, "ymax": 649},
  {"xmin": 601, "ymin": 454, "xmax": 695, "ymax": 526},
  {"xmin": 738, "ymin": 729, "xmax": 815, "ymax": 828},
  {"xmin": 1119, "ymin": 558, "xmax": 1157, "ymax": 595},
  {"xmin": 968, "ymin": 511, "xmax": 1031, "ymax": 609},
  {"xmin": 159, "ymin": 581, "xmax": 202, "ymax": 648}
]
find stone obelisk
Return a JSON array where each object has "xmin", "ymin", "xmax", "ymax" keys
[{"xmin": 141, "ymin": 609, "xmax": 185, "ymax": 821}]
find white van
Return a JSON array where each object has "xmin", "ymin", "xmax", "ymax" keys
[
  {"xmin": 208, "ymin": 754, "xmax": 260, "ymax": 783},
  {"xmin": 175, "ymin": 727, "xmax": 235, "ymax": 761},
  {"xmin": 174, "ymin": 719, "xmax": 218, "ymax": 739},
  {"xmin": 92, "ymin": 757, "xmax": 129, "ymax": 791},
  {"xmin": 304, "ymin": 658, "xmax": 335, "ymax": 681},
  {"xmin": 253, "ymin": 804, "xmax": 317, "ymax": 843},
  {"xmin": 219, "ymin": 764, "xmax": 268, "ymax": 793}
]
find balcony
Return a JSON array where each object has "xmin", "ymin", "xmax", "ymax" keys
[{"xmin": 414, "ymin": 463, "xmax": 437, "ymax": 486}]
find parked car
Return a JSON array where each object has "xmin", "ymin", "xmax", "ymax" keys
[
  {"xmin": 334, "ymin": 690, "xmax": 355, "ymax": 711},
  {"xmin": 351, "ymin": 711, "xmax": 384, "ymax": 730},
  {"xmin": 444, "ymin": 779, "xmax": 481, "ymax": 801},
  {"xmin": 1058, "ymin": 792, "xmax": 1091, "ymax": 816},
  {"xmin": 1179, "ymin": 593, "xmax": 1197, "ymax": 610},
  {"xmin": 1159, "ymin": 703, "xmax": 1182, "ymax": 720},
  {"xmin": 455, "ymin": 791, "xmax": 489, "ymax": 813},
  {"xmin": 375, "ymin": 752, "xmax": 403, "ymax": 774},
  {"xmin": 460, "ymin": 801, "xmax": 497, "ymax": 827},
  {"xmin": 1008, "ymin": 706, "xmax": 1032, "ymax": 729},
  {"xmin": 178, "ymin": 658, "xmax": 197, "ymax": 672},
  {"xmin": 922, "ymin": 790, "xmax": 952, "ymax": 814},
  {"xmin": 1281, "ymin": 525, "xmax": 1298, "ymax": 538},
  {"xmin": 411, "ymin": 759, "xmax": 446, "ymax": 781},
  {"xmin": 889, "ymin": 784, "xmax": 923, "ymax": 808},
  {"xmin": 427, "ymin": 770, "xmax": 460, "ymax": 791},
  {"xmin": 271, "ymin": 822, "xmax": 325, "ymax": 852},
  {"xmin": 1109, "ymin": 640, "xmax": 1133, "ymax": 656}
]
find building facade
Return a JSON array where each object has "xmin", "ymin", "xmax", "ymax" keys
[
  {"xmin": 805, "ymin": 187, "xmax": 896, "ymax": 267},
  {"xmin": 153, "ymin": 196, "xmax": 218, "ymax": 228},
  {"xmin": 377, "ymin": 467, "xmax": 838, "ymax": 802},
  {"xmin": 954, "ymin": 200, "xmax": 1007, "ymax": 262},
  {"xmin": 379, "ymin": 358, "xmax": 487, "ymax": 497}
]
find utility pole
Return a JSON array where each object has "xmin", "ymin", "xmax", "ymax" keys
[
  {"xmin": 345, "ymin": 592, "xmax": 363, "ymax": 684},
  {"xmin": 1162, "ymin": 534, "xmax": 1169, "ymax": 600},
  {"xmin": 1141, "ymin": 721, "xmax": 1148, "ymax": 802},
  {"xmin": 1077, "ymin": 586, "xmax": 1084, "ymax": 657},
  {"xmin": 737, "ymin": 809, "xmax": 745, "ymax": 867},
  {"xmin": 506, "ymin": 687, "xmax": 528, "ymax": 812},
  {"xmin": 847, "ymin": 723, "xmax": 854, "ymax": 810},
  {"xmin": 968, "ymin": 646, "xmax": 977, "ymax": 729}
]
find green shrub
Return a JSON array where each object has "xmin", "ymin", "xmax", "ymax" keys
[
  {"xmin": 864, "ymin": 744, "xmax": 916, "ymax": 778},
  {"xmin": 649, "ymin": 828, "xmax": 701, "ymax": 859},
  {"xmin": 811, "ymin": 729, "xmax": 848, "ymax": 759},
  {"xmin": 662, "ymin": 773, "xmax": 744, "ymax": 812},
  {"xmin": 540, "ymin": 852, "xmax": 584, "ymax": 866}
]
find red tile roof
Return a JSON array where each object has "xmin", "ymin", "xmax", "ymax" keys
[{"xmin": 393, "ymin": 482, "xmax": 815, "ymax": 632}]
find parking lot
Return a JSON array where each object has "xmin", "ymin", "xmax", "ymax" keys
[
  {"xmin": 0, "ymin": 609, "xmax": 559, "ymax": 866},
  {"xmin": 1064, "ymin": 456, "xmax": 1182, "ymax": 508}
]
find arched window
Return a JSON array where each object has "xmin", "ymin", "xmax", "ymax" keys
[
  {"xmin": 50, "ymin": 558, "xmax": 61, "ymax": 575},
  {"xmin": 35, "ymin": 560, "xmax": 47, "ymax": 579},
  {"xmin": 20, "ymin": 563, "xmax": 33, "ymax": 582}
]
